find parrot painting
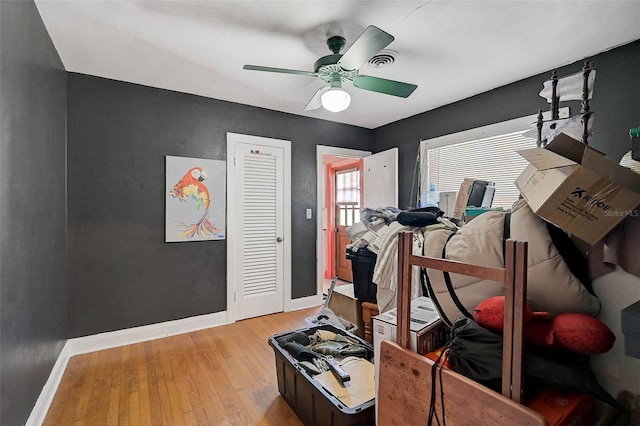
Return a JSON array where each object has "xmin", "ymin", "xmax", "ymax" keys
[{"xmin": 169, "ymin": 166, "xmax": 220, "ymax": 238}]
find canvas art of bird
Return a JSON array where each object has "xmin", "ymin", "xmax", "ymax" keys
[{"xmin": 169, "ymin": 166, "xmax": 220, "ymax": 238}]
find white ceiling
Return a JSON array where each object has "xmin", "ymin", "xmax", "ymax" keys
[{"xmin": 35, "ymin": 1, "xmax": 640, "ymax": 129}]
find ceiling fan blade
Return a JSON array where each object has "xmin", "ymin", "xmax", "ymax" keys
[
  {"xmin": 353, "ymin": 75, "xmax": 417, "ymax": 98},
  {"xmin": 304, "ymin": 86, "xmax": 330, "ymax": 111},
  {"xmin": 337, "ymin": 26, "xmax": 394, "ymax": 71},
  {"xmin": 243, "ymin": 65, "xmax": 317, "ymax": 77}
]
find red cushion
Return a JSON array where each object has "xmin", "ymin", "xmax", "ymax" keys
[
  {"xmin": 473, "ymin": 296, "xmax": 534, "ymax": 332},
  {"xmin": 525, "ymin": 320, "xmax": 554, "ymax": 347},
  {"xmin": 551, "ymin": 313, "xmax": 616, "ymax": 355}
]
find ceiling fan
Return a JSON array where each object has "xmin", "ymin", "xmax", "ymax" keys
[{"xmin": 243, "ymin": 25, "xmax": 418, "ymax": 112}]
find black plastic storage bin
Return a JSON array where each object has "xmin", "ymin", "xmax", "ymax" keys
[
  {"xmin": 346, "ymin": 248, "xmax": 377, "ymax": 303},
  {"xmin": 268, "ymin": 324, "xmax": 375, "ymax": 426}
]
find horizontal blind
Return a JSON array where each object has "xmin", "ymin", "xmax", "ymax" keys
[
  {"xmin": 420, "ymin": 109, "xmax": 569, "ymax": 210},
  {"xmin": 424, "ymin": 130, "xmax": 537, "ymax": 209}
]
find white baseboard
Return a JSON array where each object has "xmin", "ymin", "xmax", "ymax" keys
[
  {"xmin": 65, "ymin": 310, "xmax": 229, "ymax": 356},
  {"xmin": 25, "ymin": 342, "xmax": 72, "ymax": 426},
  {"xmin": 290, "ymin": 294, "xmax": 323, "ymax": 311},
  {"xmin": 26, "ymin": 310, "xmax": 229, "ymax": 426}
]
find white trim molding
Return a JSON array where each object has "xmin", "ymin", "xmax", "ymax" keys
[
  {"xmin": 65, "ymin": 311, "xmax": 228, "ymax": 356},
  {"xmin": 290, "ymin": 294, "xmax": 323, "ymax": 311},
  {"xmin": 420, "ymin": 107, "xmax": 570, "ymax": 150},
  {"xmin": 26, "ymin": 311, "xmax": 228, "ymax": 426},
  {"xmin": 26, "ymin": 343, "xmax": 73, "ymax": 426}
]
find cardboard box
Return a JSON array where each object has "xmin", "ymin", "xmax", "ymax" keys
[
  {"xmin": 372, "ymin": 296, "xmax": 444, "ymax": 361},
  {"xmin": 328, "ymin": 284, "xmax": 364, "ymax": 338},
  {"xmin": 453, "ymin": 178, "xmax": 475, "ymax": 219},
  {"xmin": 453, "ymin": 178, "xmax": 494, "ymax": 219},
  {"xmin": 516, "ymin": 133, "xmax": 640, "ymax": 245}
]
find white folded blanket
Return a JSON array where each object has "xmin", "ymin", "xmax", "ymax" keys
[{"xmin": 372, "ymin": 222, "xmax": 424, "ymax": 313}]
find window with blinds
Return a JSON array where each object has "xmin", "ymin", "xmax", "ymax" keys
[{"xmin": 419, "ymin": 109, "xmax": 568, "ymax": 209}]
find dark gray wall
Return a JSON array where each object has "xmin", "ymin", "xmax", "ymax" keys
[
  {"xmin": 0, "ymin": 1, "xmax": 67, "ymax": 425},
  {"xmin": 373, "ymin": 39, "xmax": 640, "ymax": 209},
  {"xmin": 67, "ymin": 74, "xmax": 372, "ymax": 337}
]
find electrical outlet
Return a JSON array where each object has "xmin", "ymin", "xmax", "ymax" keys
[{"xmin": 306, "ymin": 209, "xmax": 312, "ymax": 219}]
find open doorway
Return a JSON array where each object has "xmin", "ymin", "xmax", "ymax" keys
[
  {"xmin": 316, "ymin": 146, "xmax": 370, "ymax": 297},
  {"xmin": 316, "ymin": 146, "xmax": 399, "ymax": 298}
]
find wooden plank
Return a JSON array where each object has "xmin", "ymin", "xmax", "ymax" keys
[
  {"xmin": 378, "ymin": 340, "xmax": 546, "ymax": 426},
  {"xmin": 502, "ymin": 240, "xmax": 516, "ymax": 399},
  {"xmin": 44, "ymin": 355, "xmax": 87, "ymax": 425},
  {"xmin": 408, "ymin": 253, "xmax": 506, "ymax": 282},
  {"xmin": 137, "ymin": 342, "xmax": 153, "ymax": 426},
  {"xmin": 72, "ymin": 347, "xmax": 102, "ymax": 425},
  {"xmin": 511, "ymin": 240, "xmax": 528, "ymax": 404},
  {"xmin": 397, "ymin": 232, "xmax": 413, "ymax": 348},
  {"xmin": 502, "ymin": 240, "xmax": 528, "ymax": 403}
]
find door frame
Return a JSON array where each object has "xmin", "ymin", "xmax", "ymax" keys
[
  {"xmin": 316, "ymin": 145, "xmax": 370, "ymax": 298},
  {"xmin": 227, "ymin": 132, "xmax": 292, "ymax": 324}
]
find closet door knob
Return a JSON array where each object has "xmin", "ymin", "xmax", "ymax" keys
[{"xmin": 276, "ymin": 237, "xmax": 283, "ymax": 243}]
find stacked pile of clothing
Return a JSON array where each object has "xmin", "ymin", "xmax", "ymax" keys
[{"xmin": 346, "ymin": 206, "xmax": 458, "ymax": 313}]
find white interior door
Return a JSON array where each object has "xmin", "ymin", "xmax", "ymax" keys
[
  {"xmin": 227, "ymin": 133, "xmax": 291, "ymax": 322},
  {"xmin": 363, "ymin": 147, "xmax": 398, "ymax": 208}
]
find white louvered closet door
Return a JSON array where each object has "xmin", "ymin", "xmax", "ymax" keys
[{"xmin": 234, "ymin": 142, "xmax": 285, "ymax": 320}]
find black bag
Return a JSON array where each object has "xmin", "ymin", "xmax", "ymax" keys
[
  {"xmin": 446, "ymin": 317, "xmax": 624, "ymax": 409},
  {"xmin": 396, "ymin": 206, "xmax": 443, "ymax": 227},
  {"xmin": 447, "ymin": 317, "xmax": 504, "ymax": 391}
]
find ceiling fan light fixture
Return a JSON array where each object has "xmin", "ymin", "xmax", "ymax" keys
[{"xmin": 321, "ymin": 88, "xmax": 351, "ymax": 112}]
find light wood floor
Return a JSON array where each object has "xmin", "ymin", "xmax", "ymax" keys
[{"xmin": 44, "ymin": 307, "xmax": 321, "ymax": 426}]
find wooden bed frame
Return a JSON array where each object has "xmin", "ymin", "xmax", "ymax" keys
[{"xmin": 377, "ymin": 232, "xmax": 547, "ymax": 425}]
